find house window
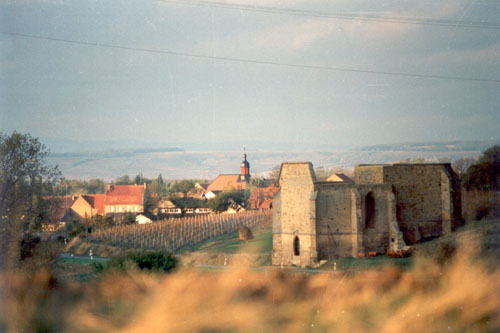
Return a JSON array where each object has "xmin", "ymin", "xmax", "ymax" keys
[
  {"xmin": 119, "ymin": 206, "xmax": 123, "ymax": 213},
  {"xmin": 126, "ymin": 206, "xmax": 130, "ymax": 212},
  {"xmin": 293, "ymin": 236, "xmax": 300, "ymax": 256},
  {"xmin": 365, "ymin": 192, "xmax": 375, "ymax": 229},
  {"xmin": 111, "ymin": 206, "xmax": 114, "ymax": 213},
  {"xmin": 135, "ymin": 206, "xmax": 138, "ymax": 212}
]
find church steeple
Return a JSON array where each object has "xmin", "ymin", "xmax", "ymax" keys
[{"xmin": 240, "ymin": 148, "xmax": 250, "ymax": 182}]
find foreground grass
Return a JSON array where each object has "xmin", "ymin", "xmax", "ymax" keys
[{"xmin": 2, "ymin": 240, "xmax": 500, "ymax": 332}]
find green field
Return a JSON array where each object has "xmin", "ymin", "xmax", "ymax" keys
[{"xmin": 177, "ymin": 224, "xmax": 273, "ymax": 254}]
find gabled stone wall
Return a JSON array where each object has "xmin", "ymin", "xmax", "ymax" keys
[
  {"xmin": 273, "ymin": 162, "xmax": 461, "ymax": 267},
  {"xmin": 272, "ymin": 162, "xmax": 318, "ymax": 266}
]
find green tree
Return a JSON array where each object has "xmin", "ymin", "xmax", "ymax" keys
[
  {"xmin": 134, "ymin": 173, "xmax": 146, "ymax": 186},
  {"xmin": 123, "ymin": 213, "xmax": 136, "ymax": 225},
  {"xmin": 208, "ymin": 189, "xmax": 249, "ymax": 213},
  {"xmin": 167, "ymin": 179, "xmax": 196, "ymax": 216},
  {"xmin": 0, "ymin": 131, "xmax": 60, "ymax": 268},
  {"xmin": 115, "ymin": 174, "xmax": 133, "ymax": 185},
  {"xmin": 249, "ymin": 175, "xmax": 266, "ymax": 188},
  {"xmin": 463, "ymin": 145, "xmax": 500, "ymax": 191}
]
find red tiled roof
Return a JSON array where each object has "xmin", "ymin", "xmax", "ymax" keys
[
  {"xmin": 259, "ymin": 199, "xmax": 273, "ymax": 209},
  {"xmin": 206, "ymin": 175, "xmax": 247, "ymax": 192},
  {"xmin": 104, "ymin": 185, "xmax": 145, "ymax": 205},
  {"xmin": 82, "ymin": 194, "xmax": 106, "ymax": 214},
  {"xmin": 43, "ymin": 196, "xmax": 77, "ymax": 221},
  {"xmin": 249, "ymin": 185, "xmax": 279, "ymax": 209}
]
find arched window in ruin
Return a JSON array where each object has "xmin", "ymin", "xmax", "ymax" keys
[
  {"xmin": 293, "ymin": 236, "xmax": 300, "ymax": 256},
  {"xmin": 365, "ymin": 192, "xmax": 375, "ymax": 229}
]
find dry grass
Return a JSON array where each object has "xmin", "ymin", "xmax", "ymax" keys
[{"xmin": 1, "ymin": 236, "xmax": 500, "ymax": 332}]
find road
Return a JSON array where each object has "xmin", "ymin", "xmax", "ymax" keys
[
  {"xmin": 58, "ymin": 253, "xmax": 341, "ymax": 273},
  {"xmin": 59, "ymin": 253, "xmax": 111, "ymax": 262},
  {"xmin": 194, "ymin": 264, "xmax": 342, "ymax": 274}
]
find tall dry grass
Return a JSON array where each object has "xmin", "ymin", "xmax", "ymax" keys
[{"xmin": 1, "ymin": 239, "xmax": 500, "ymax": 332}]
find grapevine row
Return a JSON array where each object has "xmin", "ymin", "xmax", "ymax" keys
[{"xmin": 88, "ymin": 210, "xmax": 272, "ymax": 252}]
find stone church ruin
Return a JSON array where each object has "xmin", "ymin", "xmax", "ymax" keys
[{"xmin": 272, "ymin": 162, "xmax": 462, "ymax": 267}]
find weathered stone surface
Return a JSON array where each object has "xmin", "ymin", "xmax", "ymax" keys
[{"xmin": 273, "ymin": 162, "xmax": 462, "ymax": 267}]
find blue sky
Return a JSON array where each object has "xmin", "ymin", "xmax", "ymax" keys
[{"xmin": 1, "ymin": 0, "xmax": 500, "ymax": 151}]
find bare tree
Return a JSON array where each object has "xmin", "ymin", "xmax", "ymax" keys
[
  {"xmin": 452, "ymin": 156, "xmax": 476, "ymax": 178},
  {"xmin": 269, "ymin": 164, "xmax": 281, "ymax": 185}
]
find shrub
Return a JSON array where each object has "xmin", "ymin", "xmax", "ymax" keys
[
  {"xmin": 435, "ymin": 242, "xmax": 456, "ymax": 266},
  {"xmin": 65, "ymin": 220, "xmax": 86, "ymax": 238},
  {"xmin": 94, "ymin": 250, "xmax": 177, "ymax": 273},
  {"xmin": 20, "ymin": 233, "xmax": 41, "ymax": 260},
  {"xmin": 123, "ymin": 213, "xmax": 136, "ymax": 225}
]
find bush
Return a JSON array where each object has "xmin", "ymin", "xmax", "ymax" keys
[
  {"xmin": 123, "ymin": 213, "xmax": 136, "ymax": 225},
  {"xmin": 65, "ymin": 220, "xmax": 86, "ymax": 238},
  {"xmin": 94, "ymin": 250, "xmax": 177, "ymax": 273},
  {"xmin": 435, "ymin": 242, "xmax": 456, "ymax": 266},
  {"xmin": 20, "ymin": 233, "xmax": 41, "ymax": 260}
]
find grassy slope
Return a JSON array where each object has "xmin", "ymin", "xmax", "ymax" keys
[
  {"xmin": 60, "ymin": 219, "xmax": 500, "ymax": 271},
  {"xmin": 186, "ymin": 218, "xmax": 500, "ymax": 269},
  {"xmin": 413, "ymin": 218, "xmax": 500, "ymax": 262},
  {"xmin": 180, "ymin": 224, "xmax": 273, "ymax": 254}
]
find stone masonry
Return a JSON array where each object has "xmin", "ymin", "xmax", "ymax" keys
[{"xmin": 272, "ymin": 162, "xmax": 462, "ymax": 267}]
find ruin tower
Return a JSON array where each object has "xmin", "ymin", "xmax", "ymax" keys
[{"xmin": 240, "ymin": 149, "xmax": 250, "ymax": 182}]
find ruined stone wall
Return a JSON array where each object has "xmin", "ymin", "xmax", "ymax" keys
[
  {"xmin": 272, "ymin": 163, "xmax": 317, "ymax": 266},
  {"xmin": 273, "ymin": 161, "xmax": 459, "ymax": 266},
  {"xmin": 357, "ymin": 185, "xmax": 393, "ymax": 254},
  {"xmin": 313, "ymin": 183, "xmax": 394, "ymax": 259},
  {"xmin": 386, "ymin": 164, "xmax": 456, "ymax": 244},
  {"xmin": 354, "ymin": 163, "xmax": 461, "ymax": 244},
  {"xmin": 354, "ymin": 165, "xmax": 386, "ymax": 184},
  {"xmin": 314, "ymin": 183, "xmax": 355, "ymax": 259}
]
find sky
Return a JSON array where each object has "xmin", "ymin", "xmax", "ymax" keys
[{"xmin": 1, "ymin": 0, "xmax": 500, "ymax": 151}]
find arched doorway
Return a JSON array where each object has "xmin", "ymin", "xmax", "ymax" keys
[
  {"xmin": 293, "ymin": 236, "xmax": 300, "ymax": 256},
  {"xmin": 365, "ymin": 192, "xmax": 375, "ymax": 229}
]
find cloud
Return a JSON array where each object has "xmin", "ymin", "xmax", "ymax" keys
[
  {"xmin": 195, "ymin": 0, "xmax": 478, "ymax": 55},
  {"xmin": 426, "ymin": 43, "xmax": 500, "ymax": 66}
]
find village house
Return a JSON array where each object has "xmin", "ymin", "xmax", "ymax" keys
[
  {"xmin": 249, "ymin": 185, "xmax": 279, "ymax": 211},
  {"xmin": 48, "ymin": 184, "xmax": 148, "ymax": 224},
  {"xmin": 70, "ymin": 194, "xmax": 106, "ymax": 220},
  {"xmin": 104, "ymin": 184, "xmax": 146, "ymax": 214}
]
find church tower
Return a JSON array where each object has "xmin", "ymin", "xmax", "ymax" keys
[{"xmin": 240, "ymin": 149, "xmax": 250, "ymax": 182}]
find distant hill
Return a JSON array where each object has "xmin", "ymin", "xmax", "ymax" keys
[
  {"xmin": 361, "ymin": 140, "xmax": 500, "ymax": 152},
  {"xmin": 47, "ymin": 148, "xmax": 483, "ymax": 180},
  {"xmin": 42, "ymin": 139, "xmax": 500, "ymax": 180}
]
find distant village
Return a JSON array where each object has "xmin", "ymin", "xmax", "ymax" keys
[{"xmin": 43, "ymin": 152, "xmax": 286, "ymax": 230}]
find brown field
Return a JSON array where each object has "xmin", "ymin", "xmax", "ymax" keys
[{"xmin": 1, "ymin": 233, "xmax": 500, "ymax": 332}]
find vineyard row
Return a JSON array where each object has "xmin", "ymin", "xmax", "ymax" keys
[{"xmin": 89, "ymin": 210, "xmax": 272, "ymax": 252}]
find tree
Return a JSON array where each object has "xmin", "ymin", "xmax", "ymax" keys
[
  {"xmin": 452, "ymin": 157, "xmax": 476, "ymax": 178},
  {"xmin": 167, "ymin": 179, "xmax": 196, "ymax": 216},
  {"xmin": 249, "ymin": 175, "xmax": 267, "ymax": 188},
  {"xmin": 0, "ymin": 131, "xmax": 60, "ymax": 268},
  {"xmin": 115, "ymin": 174, "xmax": 132, "ymax": 185},
  {"xmin": 463, "ymin": 145, "xmax": 500, "ymax": 191},
  {"xmin": 269, "ymin": 164, "xmax": 281, "ymax": 185},
  {"xmin": 208, "ymin": 189, "xmax": 249, "ymax": 213}
]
